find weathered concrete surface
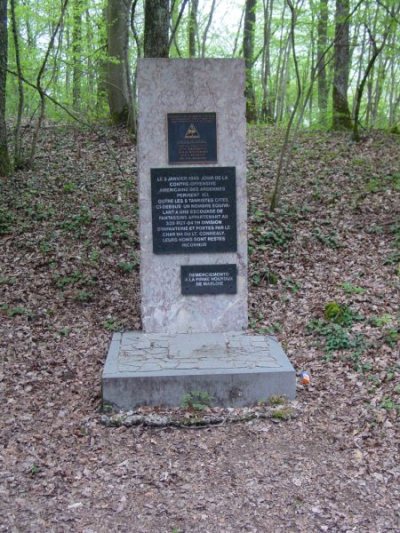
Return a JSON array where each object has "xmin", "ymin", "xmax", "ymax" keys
[
  {"xmin": 137, "ymin": 59, "xmax": 248, "ymax": 334},
  {"xmin": 102, "ymin": 332, "xmax": 296, "ymax": 409}
]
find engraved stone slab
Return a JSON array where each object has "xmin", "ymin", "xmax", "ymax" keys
[
  {"xmin": 168, "ymin": 112, "xmax": 217, "ymax": 164},
  {"xmin": 137, "ymin": 59, "xmax": 247, "ymax": 333},
  {"xmin": 181, "ymin": 264, "xmax": 237, "ymax": 295},
  {"xmin": 103, "ymin": 332, "xmax": 296, "ymax": 409},
  {"xmin": 151, "ymin": 167, "xmax": 237, "ymax": 254}
]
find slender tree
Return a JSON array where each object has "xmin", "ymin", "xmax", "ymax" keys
[
  {"xmin": 352, "ymin": 27, "xmax": 385, "ymax": 141},
  {"xmin": 29, "ymin": 0, "xmax": 70, "ymax": 167},
  {"xmin": 270, "ymin": 0, "xmax": 302, "ymax": 210},
  {"xmin": 168, "ymin": 0, "xmax": 189, "ymax": 55},
  {"xmin": 72, "ymin": 0, "xmax": 82, "ymax": 111},
  {"xmin": 261, "ymin": 0, "xmax": 274, "ymax": 123},
  {"xmin": 317, "ymin": 0, "xmax": 328, "ymax": 126},
  {"xmin": 188, "ymin": 0, "xmax": 198, "ymax": 57},
  {"xmin": 200, "ymin": 0, "xmax": 216, "ymax": 57},
  {"xmin": 243, "ymin": 0, "xmax": 257, "ymax": 122},
  {"xmin": 10, "ymin": 0, "xmax": 24, "ymax": 167},
  {"xmin": 0, "ymin": 0, "xmax": 10, "ymax": 175},
  {"xmin": 332, "ymin": 0, "xmax": 352, "ymax": 129},
  {"xmin": 106, "ymin": 0, "xmax": 134, "ymax": 129}
]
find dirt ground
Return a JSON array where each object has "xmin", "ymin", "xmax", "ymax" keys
[{"xmin": 0, "ymin": 125, "xmax": 399, "ymax": 532}]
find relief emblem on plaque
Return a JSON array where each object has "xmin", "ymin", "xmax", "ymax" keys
[{"xmin": 185, "ymin": 124, "xmax": 200, "ymax": 139}]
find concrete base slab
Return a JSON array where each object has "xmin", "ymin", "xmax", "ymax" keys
[{"xmin": 102, "ymin": 331, "xmax": 296, "ymax": 409}]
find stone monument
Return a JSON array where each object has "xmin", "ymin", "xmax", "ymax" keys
[{"xmin": 102, "ymin": 59, "xmax": 295, "ymax": 409}]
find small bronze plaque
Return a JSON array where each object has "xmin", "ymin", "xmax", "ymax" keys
[
  {"xmin": 167, "ymin": 113, "xmax": 217, "ymax": 164},
  {"xmin": 151, "ymin": 166, "xmax": 237, "ymax": 254},
  {"xmin": 181, "ymin": 264, "xmax": 237, "ymax": 295}
]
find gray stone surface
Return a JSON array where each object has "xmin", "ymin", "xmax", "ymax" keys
[
  {"xmin": 103, "ymin": 332, "xmax": 296, "ymax": 409},
  {"xmin": 137, "ymin": 59, "xmax": 248, "ymax": 334}
]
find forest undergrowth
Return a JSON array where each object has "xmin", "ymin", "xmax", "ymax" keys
[{"xmin": 0, "ymin": 125, "xmax": 399, "ymax": 531}]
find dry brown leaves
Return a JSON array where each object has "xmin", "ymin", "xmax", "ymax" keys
[{"xmin": 0, "ymin": 125, "xmax": 399, "ymax": 532}]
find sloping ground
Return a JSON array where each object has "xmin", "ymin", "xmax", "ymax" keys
[{"xmin": 0, "ymin": 125, "xmax": 399, "ymax": 532}]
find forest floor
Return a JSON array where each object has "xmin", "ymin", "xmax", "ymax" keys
[{"xmin": 0, "ymin": 125, "xmax": 399, "ymax": 532}]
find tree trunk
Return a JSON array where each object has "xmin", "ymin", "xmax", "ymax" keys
[
  {"xmin": 261, "ymin": 0, "xmax": 274, "ymax": 123},
  {"xmin": 352, "ymin": 33, "xmax": 384, "ymax": 142},
  {"xmin": 308, "ymin": 4, "xmax": 315, "ymax": 126},
  {"xmin": 243, "ymin": 0, "xmax": 257, "ymax": 123},
  {"xmin": 144, "ymin": 0, "xmax": 169, "ymax": 57},
  {"xmin": 276, "ymin": 37, "xmax": 290, "ymax": 124},
  {"xmin": 86, "ymin": 8, "xmax": 95, "ymax": 97},
  {"xmin": 388, "ymin": 36, "xmax": 397, "ymax": 128},
  {"xmin": 273, "ymin": 3, "xmax": 288, "ymax": 121},
  {"xmin": 169, "ymin": 0, "xmax": 189, "ymax": 57},
  {"xmin": 106, "ymin": 0, "xmax": 134, "ymax": 128},
  {"xmin": 200, "ymin": 0, "xmax": 216, "ymax": 57},
  {"xmin": 332, "ymin": 0, "xmax": 352, "ymax": 130},
  {"xmin": 317, "ymin": 0, "xmax": 328, "ymax": 126},
  {"xmin": 188, "ymin": 0, "xmax": 198, "ymax": 57},
  {"xmin": 72, "ymin": 0, "xmax": 82, "ymax": 111},
  {"xmin": 0, "ymin": 0, "xmax": 11, "ymax": 176},
  {"xmin": 370, "ymin": 54, "xmax": 386, "ymax": 127},
  {"xmin": 10, "ymin": 0, "xmax": 24, "ymax": 168}
]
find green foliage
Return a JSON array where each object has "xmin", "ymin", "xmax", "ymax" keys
[
  {"xmin": 324, "ymin": 302, "xmax": 363, "ymax": 326},
  {"xmin": 308, "ymin": 302, "xmax": 366, "ymax": 365},
  {"xmin": 58, "ymin": 327, "xmax": 71, "ymax": 337},
  {"xmin": 3, "ymin": 0, "xmax": 400, "ymax": 135},
  {"xmin": 307, "ymin": 312, "xmax": 367, "ymax": 368},
  {"xmin": 284, "ymin": 278, "xmax": 301, "ymax": 293},
  {"xmin": 54, "ymin": 270, "xmax": 83, "ymax": 288},
  {"xmin": 61, "ymin": 207, "xmax": 92, "ymax": 237},
  {"xmin": 54, "ymin": 270, "xmax": 96, "ymax": 292},
  {"xmin": 383, "ymin": 329, "xmax": 399, "ymax": 348},
  {"xmin": 118, "ymin": 261, "xmax": 136, "ymax": 274},
  {"xmin": 181, "ymin": 391, "xmax": 213, "ymax": 411},
  {"xmin": 102, "ymin": 403, "xmax": 114, "ymax": 413},
  {"xmin": 103, "ymin": 318, "xmax": 123, "ymax": 332},
  {"xmin": 88, "ymin": 248, "xmax": 101, "ymax": 265},
  {"xmin": 251, "ymin": 267, "xmax": 278, "ymax": 286},
  {"xmin": 366, "ymin": 173, "xmax": 400, "ymax": 193},
  {"xmin": 0, "ymin": 208, "xmax": 15, "ymax": 235},
  {"xmin": 268, "ymin": 395, "xmax": 286, "ymax": 406},
  {"xmin": 39, "ymin": 239, "xmax": 55, "ymax": 255},
  {"xmin": 63, "ymin": 182, "xmax": 77, "ymax": 193},
  {"xmin": 253, "ymin": 224, "xmax": 293, "ymax": 249},
  {"xmin": 384, "ymin": 251, "xmax": 400, "ymax": 266},
  {"xmin": 73, "ymin": 290, "xmax": 93, "ymax": 303},
  {"xmin": 271, "ymin": 406, "xmax": 293, "ymax": 420},
  {"xmin": 308, "ymin": 319, "xmax": 352, "ymax": 351},
  {"xmin": 383, "ymin": 222, "xmax": 400, "ymax": 268},
  {"xmin": 25, "ymin": 203, "xmax": 55, "ymax": 221},
  {"xmin": 348, "ymin": 350, "xmax": 372, "ymax": 374},
  {"xmin": 0, "ymin": 276, "xmax": 16, "ymax": 286},
  {"xmin": 1, "ymin": 304, "xmax": 32, "ymax": 318},
  {"xmin": 263, "ymin": 322, "xmax": 283, "ymax": 335},
  {"xmin": 101, "ymin": 215, "xmax": 131, "ymax": 246},
  {"xmin": 370, "ymin": 314, "xmax": 394, "ymax": 327},
  {"xmin": 341, "ymin": 282, "xmax": 366, "ymax": 295},
  {"xmin": 379, "ymin": 397, "xmax": 400, "ymax": 412},
  {"xmin": 312, "ymin": 229, "xmax": 341, "ymax": 249},
  {"xmin": 30, "ymin": 464, "xmax": 40, "ymax": 476},
  {"xmin": 391, "ymin": 223, "xmax": 400, "ymax": 247}
]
